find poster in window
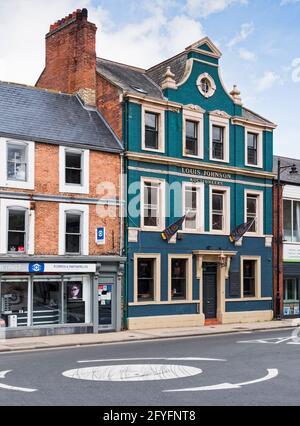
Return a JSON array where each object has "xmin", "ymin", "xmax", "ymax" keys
[{"xmin": 68, "ymin": 283, "xmax": 83, "ymax": 301}]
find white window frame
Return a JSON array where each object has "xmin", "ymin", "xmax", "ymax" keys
[
  {"xmin": 168, "ymin": 254, "xmax": 193, "ymax": 302},
  {"xmin": 59, "ymin": 203, "xmax": 89, "ymax": 255},
  {"xmin": 209, "ymin": 115, "xmax": 230, "ymax": 163},
  {"xmin": 244, "ymin": 190, "xmax": 264, "ymax": 237},
  {"xmin": 0, "ymin": 138, "xmax": 35, "ymax": 190},
  {"xmin": 182, "ymin": 109, "xmax": 204, "ymax": 159},
  {"xmin": 141, "ymin": 177, "xmax": 165, "ymax": 232},
  {"xmin": 240, "ymin": 256, "xmax": 262, "ymax": 299},
  {"xmin": 134, "ymin": 254, "xmax": 161, "ymax": 304},
  {"xmin": 141, "ymin": 104, "xmax": 165, "ymax": 153},
  {"xmin": 0, "ymin": 199, "xmax": 34, "ymax": 255},
  {"xmin": 182, "ymin": 182, "xmax": 204, "ymax": 233},
  {"xmin": 59, "ymin": 146, "xmax": 89, "ymax": 194},
  {"xmin": 245, "ymin": 127, "xmax": 263, "ymax": 169},
  {"xmin": 209, "ymin": 186, "xmax": 231, "ymax": 235}
]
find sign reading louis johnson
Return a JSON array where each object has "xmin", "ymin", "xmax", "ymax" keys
[{"xmin": 182, "ymin": 168, "xmax": 232, "ymax": 185}]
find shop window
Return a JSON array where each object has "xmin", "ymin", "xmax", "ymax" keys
[
  {"xmin": 137, "ymin": 258, "xmax": 155, "ymax": 302},
  {"xmin": 65, "ymin": 151, "xmax": 82, "ymax": 185},
  {"xmin": 65, "ymin": 212, "xmax": 82, "ymax": 254},
  {"xmin": 171, "ymin": 259, "xmax": 187, "ymax": 300},
  {"xmin": 33, "ymin": 281, "xmax": 61, "ymax": 326},
  {"xmin": 7, "ymin": 143, "xmax": 27, "ymax": 182},
  {"xmin": 0, "ymin": 280, "xmax": 28, "ymax": 327},
  {"xmin": 64, "ymin": 281, "xmax": 88, "ymax": 324},
  {"xmin": 7, "ymin": 209, "xmax": 27, "ymax": 253},
  {"xmin": 243, "ymin": 260, "xmax": 257, "ymax": 297},
  {"xmin": 284, "ymin": 278, "xmax": 299, "ymax": 317}
]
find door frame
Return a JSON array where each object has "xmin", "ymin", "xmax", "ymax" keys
[{"xmin": 97, "ymin": 275, "xmax": 117, "ymax": 332}]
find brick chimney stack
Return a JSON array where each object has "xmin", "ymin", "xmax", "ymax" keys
[{"xmin": 37, "ymin": 8, "xmax": 97, "ymax": 106}]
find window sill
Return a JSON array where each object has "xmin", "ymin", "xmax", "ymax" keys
[
  {"xmin": 183, "ymin": 154, "xmax": 204, "ymax": 160},
  {"xmin": 4, "ymin": 181, "xmax": 34, "ymax": 190},
  {"xmin": 129, "ymin": 300, "xmax": 198, "ymax": 306},
  {"xmin": 141, "ymin": 147, "xmax": 165, "ymax": 154},
  {"xmin": 245, "ymin": 163, "xmax": 263, "ymax": 169},
  {"xmin": 226, "ymin": 297, "xmax": 272, "ymax": 302},
  {"xmin": 59, "ymin": 185, "xmax": 89, "ymax": 195}
]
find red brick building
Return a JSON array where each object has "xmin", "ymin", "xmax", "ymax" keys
[{"xmin": 0, "ymin": 9, "xmax": 124, "ymax": 338}]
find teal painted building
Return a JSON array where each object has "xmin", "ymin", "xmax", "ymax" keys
[{"xmin": 98, "ymin": 37, "xmax": 276, "ymax": 329}]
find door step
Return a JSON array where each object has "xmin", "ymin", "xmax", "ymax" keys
[{"xmin": 205, "ymin": 319, "xmax": 221, "ymax": 326}]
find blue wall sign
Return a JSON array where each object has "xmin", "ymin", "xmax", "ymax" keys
[
  {"xmin": 96, "ymin": 227, "xmax": 106, "ymax": 245},
  {"xmin": 29, "ymin": 263, "xmax": 45, "ymax": 273}
]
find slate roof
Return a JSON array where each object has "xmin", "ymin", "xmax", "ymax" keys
[
  {"xmin": 242, "ymin": 107, "xmax": 276, "ymax": 127},
  {"xmin": 146, "ymin": 52, "xmax": 188, "ymax": 88},
  {"xmin": 97, "ymin": 51, "xmax": 275, "ymax": 128},
  {"xmin": 274, "ymin": 156, "xmax": 300, "ymax": 184},
  {"xmin": 0, "ymin": 81, "xmax": 122, "ymax": 152},
  {"xmin": 97, "ymin": 58, "xmax": 164, "ymax": 99}
]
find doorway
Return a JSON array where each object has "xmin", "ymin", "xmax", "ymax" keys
[{"xmin": 203, "ymin": 263, "xmax": 218, "ymax": 320}]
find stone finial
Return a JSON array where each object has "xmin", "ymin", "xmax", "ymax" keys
[
  {"xmin": 230, "ymin": 85, "xmax": 242, "ymax": 105},
  {"xmin": 161, "ymin": 67, "xmax": 177, "ymax": 90}
]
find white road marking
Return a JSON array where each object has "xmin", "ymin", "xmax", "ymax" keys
[
  {"xmin": 63, "ymin": 364, "xmax": 203, "ymax": 382},
  {"xmin": 0, "ymin": 370, "xmax": 37, "ymax": 393},
  {"xmin": 77, "ymin": 357, "xmax": 226, "ymax": 364},
  {"xmin": 164, "ymin": 369, "xmax": 279, "ymax": 393},
  {"xmin": 237, "ymin": 337, "xmax": 294, "ymax": 345}
]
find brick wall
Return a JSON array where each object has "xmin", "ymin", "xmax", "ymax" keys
[
  {"xmin": 97, "ymin": 74, "xmax": 123, "ymax": 141},
  {"xmin": 0, "ymin": 142, "xmax": 121, "ymax": 255},
  {"xmin": 37, "ymin": 9, "xmax": 97, "ymax": 97}
]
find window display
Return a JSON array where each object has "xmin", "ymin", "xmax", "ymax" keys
[
  {"xmin": 33, "ymin": 281, "xmax": 61, "ymax": 325},
  {"xmin": 284, "ymin": 278, "xmax": 299, "ymax": 317},
  {"xmin": 0, "ymin": 281, "xmax": 28, "ymax": 327}
]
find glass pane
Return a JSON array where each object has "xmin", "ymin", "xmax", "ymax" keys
[
  {"xmin": 8, "ymin": 210, "xmax": 25, "ymax": 231},
  {"xmin": 212, "ymin": 214, "xmax": 223, "ymax": 231},
  {"xmin": 293, "ymin": 201, "xmax": 300, "ymax": 242},
  {"xmin": 213, "ymin": 193, "xmax": 223, "ymax": 211},
  {"xmin": 66, "ymin": 235, "xmax": 81, "ymax": 254},
  {"xmin": 213, "ymin": 126, "xmax": 223, "ymax": 143},
  {"xmin": 145, "ymin": 112, "xmax": 157, "ymax": 130},
  {"xmin": 66, "ymin": 169, "xmax": 81, "ymax": 185},
  {"xmin": 171, "ymin": 259, "xmax": 187, "ymax": 300},
  {"xmin": 7, "ymin": 144, "xmax": 27, "ymax": 181},
  {"xmin": 33, "ymin": 281, "xmax": 61, "ymax": 325},
  {"xmin": 284, "ymin": 279, "xmax": 299, "ymax": 316},
  {"xmin": 98, "ymin": 283, "xmax": 113, "ymax": 327},
  {"xmin": 66, "ymin": 214, "xmax": 81, "ymax": 234},
  {"xmin": 65, "ymin": 281, "xmax": 87, "ymax": 324},
  {"xmin": 0, "ymin": 281, "xmax": 28, "ymax": 327},
  {"xmin": 66, "ymin": 152, "xmax": 81, "ymax": 169},
  {"xmin": 186, "ymin": 121, "xmax": 197, "ymax": 138},
  {"xmin": 186, "ymin": 188, "xmax": 197, "ymax": 209},
  {"xmin": 186, "ymin": 137, "xmax": 198, "ymax": 156},
  {"xmin": 243, "ymin": 260, "xmax": 256, "ymax": 297},
  {"xmin": 145, "ymin": 130, "xmax": 158, "ymax": 149},
  {"xmin": 138, "ymin": 259, "xmax": 155, "ymax": 301},
  {"xmin": 8, "ymin": 232, "xmax": 25, "ymax": 253},
  {"xmin": 247, "ymin": 133, "xmax": 257, "ymax": 149},
  {"xmin": 247, "ymin": 197, "xmax": 257, "ymax": 214},
  {"xmin": 283, "ymin": 200, "xmax": 292, "ymax": 242}
]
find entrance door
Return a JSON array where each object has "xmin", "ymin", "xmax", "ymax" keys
[
  {"xmin": 98, "ymin": 278, "xmax": 115, "ymax": 331},
  {"xmin": 203, "ymin": 263, "xmax": 218, "ymax": 319}
]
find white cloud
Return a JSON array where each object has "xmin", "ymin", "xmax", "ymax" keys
[
  {"xmin": 280, "ymin": 0, "xmax": 300, "ymax": 5},
  {"xmin": 0, "ymin": 0, "xmax": 204, "ymax": 85},
  {"xmin": 227, "ymin": 22, "xmax": 254, "ymax": 48},
  {"xmin": 186, "ymin": 0, "xmax": 248, "ymax": 18},
  {"xmin": 239, "ymin": 47, "xmax": 256, "ymax": 61},
  {"xmin": 257, "ymin": 71, "xmax": 280, "ymax": 92}
]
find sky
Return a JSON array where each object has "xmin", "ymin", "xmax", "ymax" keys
[{"xmin": 0, "ymin": 0, "xmax": 299, "ymax": 158}]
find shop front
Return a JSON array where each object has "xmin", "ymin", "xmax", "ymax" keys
[{"xmin": 0, "ymin": 257, "xmax": 124, "ymax": 338}]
